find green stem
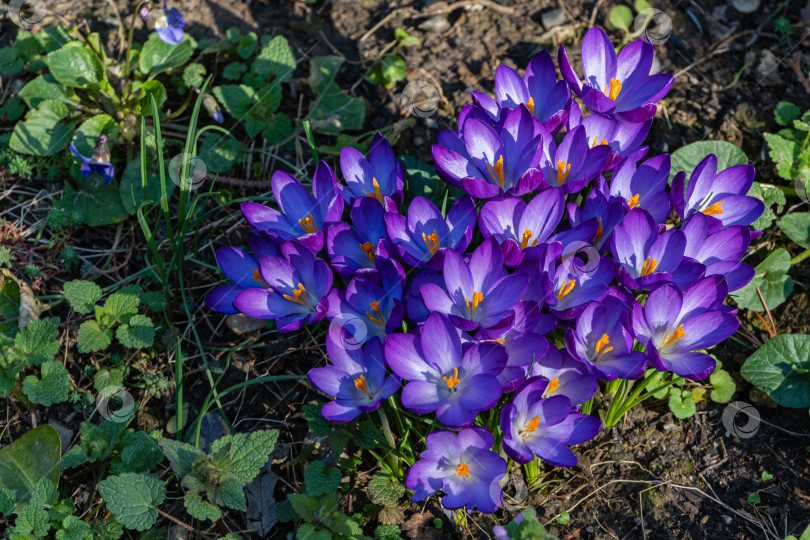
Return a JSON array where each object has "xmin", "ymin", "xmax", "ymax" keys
[
  {"xmin": 123, "ymin": 2, "xmax": 150, "ymax": 97},
  {"xmin": 791, "ymin": 249, "xmax": 810, "ymax": 266},
  {"xmin": 377, "ymin": 408, "xmax": 401, "ymax": 478}
]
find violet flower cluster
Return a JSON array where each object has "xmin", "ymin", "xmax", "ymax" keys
[{"xmin": 207, "ymin": 29, "xmax": 762, "ymax": 514}]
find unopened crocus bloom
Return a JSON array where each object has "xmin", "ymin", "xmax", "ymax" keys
[
  {"xmin": 567, "ymin": 105, "xmax": 651, "ymax": 169},
  {"xmin": 611, "ymin": 208, "xmax": 703, "ymax": 290},
  {"xmin": 385, "ymin": 313, "xmax": 506, "ymax": 429},
  {"xmin": 327, "ymin": 197, "xmax": 393, "ymax": 279},
  {"xmin": 234, "ymin": 241, "xmax": 332, "ymax": 332},
  {"xmin": 420, "ymin": 238, "xmax": 529, "ymax": 331},
  {"xmin": 340, "ymin": 132, "xmax": 404, "ymax": 210},
  {"xmin": 671, "ymin": 154, "xmax": 763, "ymax": 228},
  {"xmin": 681, "ymin": 213, "xmax": 754, "ymax": 291},
  {"xmin": 202, "ymin": 93, "xmax": 223, "ymax": 123},
  {"xmin": 326, "ymin": 259, "xmax": 404, "ymax": 344},
  {"xmin": 148, "ymin": 0, "xmax": 185, "ymax": 45},
  {"xmin": 633, "ymin": 277, "xmax": 739, "ymax": 379},
  {"xmin": 308, "ymin": 335, "xmax": 399, "ymax": 422},
  {"xmin": 432, "ymin": 106, "xmax": 546, "ymax": 198},
  {"xmin": 471, "ymin": 51, "xmax": 572, "ymax": 133},
  {"xmin": 500, "ymin": 378, "xmax": 601, "ymax": 465},
  {"xmin": 479, "ymin": 187, "xmax": 565, "ymax": 266},
  {"xmin": 565, "ymin": 296, "xmax": 648, "ymax": 380},
  {"xmin": 69, "ymin": 135, "xmax": 114, "ymax": 185},
  {"xmin": 567, "ymin": 186, "xmax": 627, "ymax": 251},
  {"xmin": 608, "ymin": 154, "xmax": 672, "ymax": 224},
  {"xmin": 559, "ymin": 29, "xmax": 673, "ymax": 122},
  {"xmin": 241, "ymin": 162, "xmax": 343, "ymax": 252},
  {"xmin": 406, "ymin": 427, "xmax": 506, "ymax": 513},
  {"xmin": 205, "ymin": 233, "xmax": 280, "ymax": 313},
  {"xmin": 526, "ymin": 346, "xmax": 598, "ymax": 406},
  {"xmin": 537, "ymin": 125, "xmax": 610, "ymax": 193},
  {"xmin": 385, "ymin": 195, "xmax": 476, "ymax": 269}
]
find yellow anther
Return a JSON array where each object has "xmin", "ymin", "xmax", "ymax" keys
[
  {"xmin": 283, "ymin": 283, "xmax": 311, "ymax": 307},
  {"xmin": 525, "ymin": 97, "xmax": 535, "ymax": 116},
  {"xmin": 422, "ymin": 230, "xmax": 440, "ymax": 256},
  {"xmin": 298, "ymin": 213, "xmax": 318, "ymax": 234},
  {"xmin": 603, "ymin": 78, "xmax": 622, "ymax": 101},
  {"xmin": 661, "ymin": 324, "xmax": 686, "ymax": 348},
  {"xmin": 702, "ymin": 201, "xmax": 725, "ymax": 216},
  {"xmin": 520, "ymin": 229, "xmax": 538, "ymax": 250},
  {"xmin": 360, "ymin": 241, "xmax": 376, "ymax": 264},
  {"xmin": 556, "ymin": 160, "xmax": 571, "ymax": 185},
  {"xmin": 521, "ymin": 416, "xmax": 541, "ymax": 437},
  {"xmin": 364, "ymin": 177, "xmax": 385, "ymax": 205},
  {"xmin": 595, "ymin": 334, "xmax": 614, "ymax": 357},
  {"xmin": 252, "ymin": 269, "xmax": 269, "ymax": 287},
  {"xmin": 465, "ymin": 291, "xmax": 484, "ymax": 316},
  {"xmin": 354, "ymin": 374, "xmax": 371, "ymax": 396},
  {"xmin": 487, "ymin": 155, "xmax": 505, "ymax": 188},
  {"xmin": 628, "ymin": 193, "xmax": 640, "ymax": 209},
  {"xmin": 546, "ymin": 377, "xmax": 560, "ymax": 395},
  {"xmin": 366, "ymin": 300, "xmax": 386, "ymax": 327},
  {"xmin": 594, "ymin": 217, "xmax": 604, "ymax": 246},
  {"xmin": 591, "ymin": 135, "xmax": 609, "ymax": 147},
  {"xmin": 456, "ymin": 461, "xmax": 470, "ymax": 477},
  {"xmin": 557, "ymin": 279, "xmax": 576, "ymax": 301},
  {"xmin": 444, "ymin": 367, "xmax": 461, "ymax": 390},
  {"xmin": 640, "ymin": 256, "xmax": 657, "ymax": 277}
]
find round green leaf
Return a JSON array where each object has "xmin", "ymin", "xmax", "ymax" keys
[
  {"xmin": 668, "ymin": 394, "xmax": 696, "ymax": 419},
  {"xmin": 733, "ymin": 248, "xmax": 793, "ymax": 312},
  {"xmin": 670, "ymin": 140, "xmax": 747, "ymax": 183},
  {"xmin": 740, "ymin": 334, "xmax": 810, "ymax": 408},
  {"xmin": 609, "ymin": 5, "xmax": 633, "ymax": 30},
  {"xmin": 138, "ymin": 33, "xmax": 193, "ymax": 75},
  {"xmin": 778, "ymin": 213, "xmax": 810, "ymax": 250},
  {"xmin": 9, "ymin": 112, "xmax": 74, "ymax": 156},
  {"xmin": 709, "ymin": 369, "xmax": 736, "ymax": 403},
  {"xmin": 47, "ymin": 42, "xmax": 104, "ymax": 89}
]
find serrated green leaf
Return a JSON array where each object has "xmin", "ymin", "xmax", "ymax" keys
[
  {"xmin": 308, "ymin": 56, "xmax": 365, "ymax": 135},
  {"xmin": 778, "ymin": 213, "xmax": 810, "ymax": 250},
  {"xmin": 375, "ymin": 523, "xmax": 403, "ymax": 540},
  {"xmin": 159, "ymin": 437, "xmax": 203, "ymax": 478},
  {"xmin": 302, "ymin": 403, "xmax": 331, "ymax": 437},
  {"xmin": 55, "ymin": 515, "xmax": 93, "ymax": 540},
  {"xmin": 237, "ymin": 32, "xmax": 258, "ymax": 60},
  {"xmin": 116, "ymin": 315, "xmax": 155, "ymax": 349},
  {"xmin": 139, "ymin": 33, "xmax": 193, "ymax": 75},
  {"xmin": 93, "ymin": 368, "xmax": 123, "ymax": 393},
  {"xmin": 112, "ymin": 431, "xmax": 163, "ymax": 474},
  {"xmin": 774, "ymin": 101, "xmax": 801, "ymax": 126},
  {"xmin": 77, "ymin": 320, "xmax": 112, "ymax": 354},
  {"xmin": 97, "ymin": 473, "xmax": 166, "ymax": 531},
  {"xmin": 223, "ymin": 61, "xmax": 247, "ymax": 81},
  {"xmin": 0, "ymin": 486, "xmax": 15, "ymax": 516},
  {"xmin": 103, "ymin": 291, "xmax": 140, "ymax": 320},
  {"xmin": 748, "ymin": 181, "xmax": 786, "ymax": 230},
  {"xmin": 29, "ymin": 478, "xmax": 57, "ymax": 507},
  {"xmin": 252, "ymin": 36, "xmax": 295, "ymax": 81},
  {"xmin": 304, "ymin": 461, "xmax": 341, "ymax": 497},
  {"xmin": 58, "ymin": 446, "xmax": 90, "ymax": 470},
  {"xmin": 218, "ymin": 430, "xmax": 279, "ymax": 484},
  {"xmin": 368, "ymin": 470, "xmax": 406, "ymax": 504},
  {"xmin": 207, "ymin": 476, "xmax": 246, "ymax": 511},
  {"xmin": 184, "ymin": 491, "xmax": 221, "ymax": 522},
  {"xmin": 22, "ymin": 360, "xmax": 70, "ymax": 406},
  {"xmin": 140, "ymin": 291, "xmax": 167, "ymax": 313},
  {"xmin": 0, "ymin": 425, "xmax": 61, "ymax": 506},
  {"xmin": 13, "ymin": 503, "xmax": 49, "ymax": 536},
  {"xmin": 764, "ymin": 132, "xmax": 800, "ymax": 180},
  {"xmin": 741, "ymin": 334, "xmax": 810, "ymax": 408},
  {"xmin": 64, "ymin": 280, "xmax": 102, "ymax": 314},
  {"xmin": 734, "ymin": 248, "xmax": 793, "ymax": 312},
  {"xmin": 183, "ymin": 63, "xmax": 207, "ymax": 89},
  {"xmin": 14, "ymin": 317, "xmax": 60, "ymax": 365}
]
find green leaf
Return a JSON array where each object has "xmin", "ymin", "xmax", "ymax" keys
[
  {"xmin": 308, "ymin": 56, "xmax": 365, "ymax": 135},
  {"xmin": 159, "ymin": 437, "xmax": 202, "ymax": 478},
  {"xmin": 199, "ymin": 133, "xmax": 243, "ymax": 173},
  {"xmin": 59, "ymin": 184, "xmax": 129, "ymax": 227},
  {"xmin": 141, "ymin": 291, "xmax": 167, "ymax": 313},
  {"xmin": 609, "ymin": 5, "xmax": 633, "ymax": 30},
  {"xmin": 764, "ymin": 132, "xmax": 800, "ymax": 180},
  {"xmin": 778, "ymin": 213, "xmax": 810, "ymax": 250},
  {"xmin": 98, "ymin": 473, "xmax": 166, "ymax": 531},
  {"xmin": 368, "ymin": 470, "xmax": 406, "ymax": 504},
  {"xmin": 668, "ymin": 394, "xmax": 696, "ymax": 419},
  {"xmin": 252, "ymin": 36, "xmax": 295, "ymax": 82},
  {"xmin": 557, "ymin": 510, "xmax": 571, "ymax": 525},
  {"xmin": 670, "ymin": 140, "xmax": 747, "ymax": 183},
  {"xmin": 237, "ymin": 32, "xmax": 258, "ymax": 60},
  {"xmin": 116, "ymin": 315, "xmax": 155, "ymax": 349},
  {"xmin": 0, "ymin": 486, "xmax": 15, "ymax": 516},
  {"xmin": 734, "ymin": 248, "xmax": 793, "ymax": 312},
  {"xmin": 212, "ymin": 84, "xmax": 281, "ymax": 138},
  {"xmin": 77, "ymin": 320, "xmax": 112, "ymax": 353},
  {"xmin": 401, "ymin": 155, "xmax": 445, "ymax": 204},
  {"xmin": 747, "ymin": 493, "xmax": 761, "ymax": 504},
  {"xmin": 709, "ymin": 369, "xmax": 736, "ymax": 403},
  {"xmin": 184, "ymin": 491, "xmax": 221, "ymax": 522},
  {"xmin": 47, "ymin": 42, "xmax": 105, "ymax": 88},
  {"xmin": 0, "ymin": 425, "xmax": 61, "ymax": 506},
  {"xmin": 103, "ymin": 290, "xmax": 140, "ymax": 320},
  {"xmin": 139, "ymin": 33, "xmax": 193, "ymax": 75},
  {"xmin": 304, "ymin": 461, "xmax": 341, "ymax": 497},
  {"xmin": 112, "ymin": 431, "xmax": 163, "ymax": 474},
  {"xmin": 365, "ymin": 55, "xmax": 407, "ymax": 87},
  {"xmin": 303, "ymin": 404, "xmax": 331, "ymax": 437},
  {"xmin": 741, "ymin": 334, "xmax": 810, "ymax": 408},
  {"xmin": 0, "ymin": 96, "xmax": 25, "ymax": 122},
  {"xmin": 73, "ymin": 114, "xmax": 117, "ymax": 157},
  {"xmin": 262, "ymin": 113, "xmax": 293, "ymax": 145},
  {"xmin": 223, "ymin": 61, "xmax": 247, "ymax": 81},
  {"xmin": 14, "ymin": 317, "xmax": 60, "ymax": 366},
  {"xmin": 137, "ymin": 80, "xmax": 167, "ymax": 117},
  {"xmin": 17, "ymin": 73, "xmax": 70, "ymax": 108},
  {"xmin": 64, "ymin": 280, "xmax": 102, "ymax": 314},
  {"xmin": 215, "ymin": 430, "xmax": 279, "ymax": 484},
  {"xmin": 119, "ymin": 156, "xmax": 174, "ymax": 214},
  {"xmin": 183, "ymin": 63, "xmax": 207, "ymax": 89},
  {"xmin": 55, "ymin": 515, "xmax": 93, "ymax": 540},
  {"xmin": 9, "ymin": 108, "xmax": 75, "ymax": 156},
  {"xmin": 14, "ymin": 503, "xmax": 50, "ymax": 536},
  {"xmin": 774, "ymin": 101, "xmax": 801, "ymax": 126},
  {"xmin": 29, "ymin": 478, "xmax": 58, "ymax": 506},
  {"xmin": 375, "ymin": 524, "xmax": 403, "ymax": 540},
  {"xmin": 22, "ymin": 360, "xmax": 71, "ymax": 406},
  {"xmin": 761, "ymin": 470, "xmax": 774, "ymax": 482},
  {"xmin": 394, "ymin": 28, "xmax": 421, "ymax": 47},
  {"xmin": 748, "ymin": 181, "xmax": 786, "ymax": 230},
  {"xmin": 94, "ymin": 368, "xmax": 123, "ymax": 393}
]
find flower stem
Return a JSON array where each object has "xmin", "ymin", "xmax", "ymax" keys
[
  {"xmin": 377, "ymin": 407, "xmax": 401, "ymax": 478},
  {"xmin": 791, "ymin": 249, "xmax": 810, "ymax": 266},
  {"xmin": 123, "ymin": 2, "xmax": 150, "ymax": 97}
]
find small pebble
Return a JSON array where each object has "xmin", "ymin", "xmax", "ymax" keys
[
  {"xmin": 721, "ymin": 515, "xmax": 733, "ymax": 525},
  {"xmin": 541, "ymin": 7, "xmax": 567, "ymax": 29},
  {"xmin": 413, "ymin": 136, "xmax": 425, "ymax": 146},
  {"xmin": 418, "ymin": 15, "xmax": 450, "ymax": 33},
  {"xmin": 732, "ymin": 0, "xmax": 760, "ymax": 13}
]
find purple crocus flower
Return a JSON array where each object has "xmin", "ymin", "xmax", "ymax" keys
[
  {"xmin": 546, "ymin": 250, "xmax": 615, "ymax": 316},
  {"xmin": 500, "ymin": 378, "xmax": 601, "ymax": 465},
  {"xmin": 432, "ymin": 105, "xmax": 546, "ymax": 199},
  {"xmin": 403, "ymin": 270, "xmax": 444, "ymax": 325},
  {"xmin": 385, "ymin": 313, "xmax": 506, "ymax": 429},
  {"xmin": 384, "ymin": 195, "xmax": 476, "ymax": 270},
  {"xmin": 608, "ymin": 154, "xmax": 672, "ymax": 224},
  {"xmin": 234, "ymin": 241, "xmax": 332, "ymax": 332},
  {"xmin": 406, "ymin": 427, "xmax": 506, "ymax": 513},
  {"xmin": 526, "ymin": 346, "xmax": 598, "ymax": 406},
  {"xmin": 671, "ymin": 154, "xmax": 763, "ymax": 228},
  {"xmin": 479, "ymin": 187, "xmax": 565, "ymax": 266},
  {"xmin": 327, "ymin": 197, "xmax": 393, "ymax": 279},
  {"xmin": 326, "ymin": 258, "xmax": 404, "ymax": 344},
  {"xmin": 149, "ymin": 1, "xmax": 185, "ymax": 45},
  {"xmin": 69, "ymin": 136, "xmax": 114, "ymax": 185},
  {"xmin": 567, "ymin": 185, "xmax": 627, "ymax": 251},
  {"xmin": 633, "ymin": 276, "xmax": 739, "ymax": 379},
  {"xmin": 537, "ymin": 125, "xmax": 610, "ymax": 193},
  {"xmin": 308, "ymin": 335, "xmax": 400, "ymax": 423},
  {"xmin": 559, "ymin": 29, "xmax": 673, "ymax": 122},
  {"xmin": 339, "ymin": 132, "xmax": 404, "ymax": 210},
  {"xmin": 611, "ymin": 208, "xmax": 704, "ymax": 290},
  {"xmin": 420, "ymin": 238, "xmax": 529, "ymax": 332},
  {"xmin": 567, "ymin": 105, "xmax": 651, "ymax": 169},
  {"xmin": 565, "ymin": 296, "xmax": 648, "ymax": 380},
  {"xmin": 241, "ymin": 162, "xmax": 343, "ymax": 252},
  {"xmin": 471, "ymin": 51, "xmax": 572, "ymax": 133},
  {"xmin": 681, "ymin": 213, "xmax": 754, "ymax": 291},
  {"xmin": 205, "ymin": 233, "xmax": 280, "ymax": 314}
]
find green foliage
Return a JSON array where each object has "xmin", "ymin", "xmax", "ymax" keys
[
  {"xmin": 64, "ymin": 280, "xmax": 102, "ymax": 314},
  {"xmin": 763, "ymin": 104, "xmax": 810, "ymax": 182},
  {"xmin": 774, "ymin": 101, "xmax": 801, "ymax": 126},
  {"xmin": 367, "ymin": 470, "xmax": 405, "ymax": 504},
  {"xmin": 497, "ymin": 508, "xmax": 558, "ymax": 539},
  {"xmin": 669, "ymin": 140, "xmax": 747, "ymax": 183},
  {"xmin": 778, "ymin": 213, "xmax": 810, "ymax": 250},
  {"xmin": 308, "ymin": 56, "xmax": 366, "ymax": 135},
  {"xmin": 609, "ymin": 5, "xmax": 633, "ymax": 30},
  {"xmin": 59, "ymin": 420, "xmax": 162, "ymax": 475},
  {"xmin": 22, "ymin": 360, "xmax": 71, "ymax": 406},
  {"xmin": 365, "ymin": 55, "xmax": 407, "ymax": 88},
  {"xmin": 98, "ymin": 473, "xmax": 166, "ymax": 531},
  {"xmin": 394, "ymin": 28, "xmax": 421, "ymax": 47},
  {"xmin": 734, "ymin": 249, "xmax": 793, "ymax": 312},
  {"xmin": 741, "ymin": 334, "xmax": 810, "ymax": 408},
  {"xmin": 0, "ymin": 426, "xmax": 61, "ymax": 506},
  {"xmin": 0, "ymin": 316, "xmax": 63, "ymax": 401},
  {"xmin": 748, "ymin": 181, "xmax": 786, "ymax": 230},
  {"xmin": 304, "ymin": 461, "xmax": 342, "ymax": 497}
]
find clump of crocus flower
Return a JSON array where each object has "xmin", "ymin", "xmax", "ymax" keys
[{"xmin": 207, "ymin": 28, "xmax": 760, "ymax": 517}]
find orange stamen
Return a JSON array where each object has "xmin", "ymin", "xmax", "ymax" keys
[
  {"xmin": 628, "ymin": 193, "xmax": 640, "ymax": 209},
  {"xmin": 422, "ymin": 230, "xmax": 440, "ymax": 256},
  {"xmin": 465, "ymin": 291, "xmax": 484, "ymax": 316},
  {"xmin": 702, "ymin": 201, "xmax": 725, "ymax": 216},
  {"xmin": 640, "ymin": 256, "xmax": 657, "ymax": 277},
  {"xmin": 487, "ymin": 155, "xmax": 505, "ymax": 188},
  {"xmin": 520, "ymin": 229, "xmax": 538, "ymax": 250},
  {"xmin": 557, "ymin": 279, "xmax": 576, "ymax": 301},
  {"xmin": 444, "ymin": 367, "xmax": 461, "ymax": 390},
  {"xmin": 360, "ymin": 241, "xmax": 376, "ymax": 264},
  {"xmin": 595, "ymin": 334, "xmax": 613, "ymax": 357},
  {"xmin": 456, "ymin": 461, "xmax": 470, "ymax": 477},
  {"xmin": 521, "ymin": 416, "xmax": 541, "ymax": 437},
  {"xmin": 252, "ymin": 269, "xmax": 269, "ymax": 287},
  {"xmin": 594, "ymin": 217, "xmax": 604, "ymax": 246},
  {"xmin": 365, "ymin": 177, "xmax": 384, "ymax": 205},
  {"xmin": 661, "ymin": 324, "xmax": 685, "ymax": 348},
  {"xmin": 525, "ymin": 97, "xmax": 535, "ymax": 116},
  {"xmin": 366, "ymin": 300, "xmax": 385, "ymax": 327},
  {"xmin": 298, "ymin": 213, "xmax": 318, "ymax": 234},
  {"xmin": 283, "ymin": 283, "xmax": 312, "ymax": 307},
  {"xmin": 603, "ymin": 78, "xmax": 622, "ymax": 100},
  {"xmin": 354, "ymin": 374, "xmax": 371, "ymax": 396},
  {"xmin": 546, "ymin": 377, "xmax": 560, "ymax": 396},
  {"xmin": 556, "ymin": 160, "xmax": 571, "ymax": 186},
  {"xmin": 591, "ymin": 136, "xmax": 609, "ymax": 147}
]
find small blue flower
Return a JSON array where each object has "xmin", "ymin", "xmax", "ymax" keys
[{"xmin": 69, "ymin": 135, "xmax": 114, "ymax": 185}]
